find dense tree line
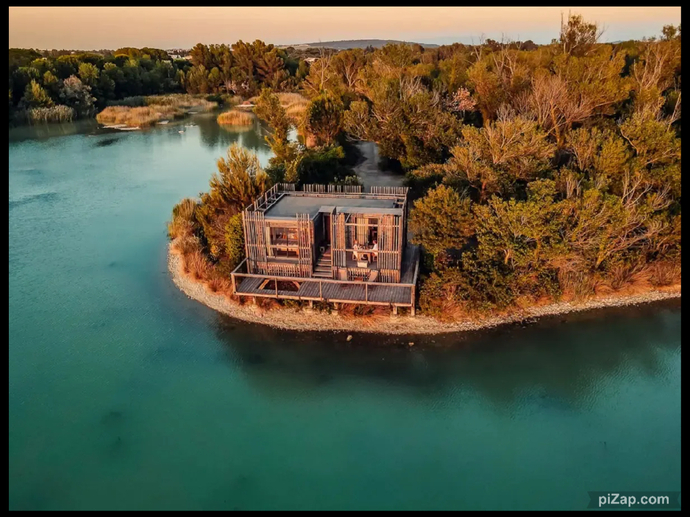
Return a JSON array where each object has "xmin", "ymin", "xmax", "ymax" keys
[
  {"xmin": 9, "ymin": 47, "xmax": 187, "ymax": 123},
  {"xmin": 169, "ymin": 16, "xmax": 681, "ymax": 319}
]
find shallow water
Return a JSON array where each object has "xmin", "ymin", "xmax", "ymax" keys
[{"xmin": 8, "ymin": 116, "xmax": 681, "ymax": 510}]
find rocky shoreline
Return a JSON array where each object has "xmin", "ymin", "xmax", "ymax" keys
[{"xmin": 168, "ymin": 245, "xmax": 681, "ymax": 335}]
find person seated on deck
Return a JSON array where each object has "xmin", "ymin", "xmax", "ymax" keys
[
  {"xmin": 371, "ymin": 240, "xmax": 378, "ymax": 261},
  {"xmin": 352, "ymin": 240, "xmax": 360, "ymax": 260}
]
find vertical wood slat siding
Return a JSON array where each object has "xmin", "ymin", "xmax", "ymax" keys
[
  {"xmin": 243, "ymin": 184, "xmax": 410, "ymax": 286},
  {"xmin": 296, "ymin": 213, "xmax": 313, "ymax": 277},
  {"xmin": 332, "ymin": 212, "xmax": 347, "ymax": 273},
  {"xmin": 369, "ymin": 186, "xmax": 409, "ymax": 196},
  {"xmin": 377, "ymin": 214, "xmax": 401, "ymax": 282},
  {"xmin": 278, "ymin": 183, "xmax": 295, "ymax": 191},
  {"xmin": 302, "ymin": 184, "xmax": 363, "ymax": 194},
  {"xmin": 243, "ymin": 211, "xmax": 268, "ymax": 274}
]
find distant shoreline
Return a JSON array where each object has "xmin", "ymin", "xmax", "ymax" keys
[{"xmin": 168, "ymin": 244, "xmax": 681, "ymax": 336}]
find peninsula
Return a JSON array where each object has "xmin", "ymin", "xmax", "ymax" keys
[{"xmin": 164, "ymin": 16, "xmax": 680, "ymax": 333}]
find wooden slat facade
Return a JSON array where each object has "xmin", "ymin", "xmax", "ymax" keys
[{"xmin": 234, "ymin": 183, "xmax": 419, "ymax": 312}]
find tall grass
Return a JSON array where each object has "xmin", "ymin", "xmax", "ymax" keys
[
  {"xmin": 217, "ymin": 109, "xmax": 254, "ymax": 126},
  {"xmin": 143, "ymin": 94, "xmax": 216, "ymax": 110},
  {"xmin": 221, "ymin": 94, "xmax": 243, "ymax": 107},
  {"xmin": 185, "ymin": 250, "xmax": 212, "ymax": 280},
  {"xmin": 25, "ymin": 105, "xmax": 76, "ymax": 124},
  {"xmin": 96, "ymin": 106, "xmax": 180, "ymax": 127},
  {"xmin": 168, "ymin": 198, "xmax": 199, "ymax": 239},
  {"xmin": 107, "ymin": 94, "xmax": 217, "ymax": 110},
  {"xmin": 648, "ymin": 260, "xmax": 681, "ymax": 287},
  {"xmin": 100, "ymin": 94, "xmax": 218, "ymax": 127}
]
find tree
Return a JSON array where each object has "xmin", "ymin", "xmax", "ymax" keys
[
  {"xmin": 19, "ymin": 80, "xmax": 53, "ymax": 109},
  {"xmin": 224, "ymin": 213, "xmax": 245, "ymax": 270},
  {"xmin": 473, "ymin": 180, "xmax": 566, "ymax": 269},
  {"xmin": 305, "ymin": 92, "xmax": 344, "ymax": 146},
  {"xmin": 185, "ymin": 65, "xmax": 210, "ymax": 94},
  {"xmin": 661, "ymin": 24, "xmax": 679, "ymax": 41},
  {"xmin": 255, "ymin": 49, "xmax": 289, "ymax": 89},
  {"xmin": 78, "ymin": 62, "xmax": 99, "ymax": 87},
  {"xmin": 214, "ymin": 44, "xmax": 235, "ymax": 93},
  {"xmin": 409, "ymin": 184, "xmax": 475, "ymax": 257},
  {"xmin": 59, "ymin": 75, "xmax": 95, "ymax": 118},
  {"xmin": 520, "ymin": 47, "xmax": 630, "ymax": 147},
  {"xmin": 559, "ymin": 13, "xmax": 604, "ymax": 57},
  {"xmin": 443, "ymin": 115, "xmax": 555, "ymax": 200},
  {"xmin": 196, "ymin": 144, "xmax": 270, "ymax": 258},
  {"xmin": 254, "ymin": 88, "xmax": 293, "ymax": 162},
  {"xmin": 42, "ymin": 70, "xmax": 61, "ymax": 98}
]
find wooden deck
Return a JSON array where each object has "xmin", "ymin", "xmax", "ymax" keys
[
  {"xmin": 231, "ymin": 244, "xmax": 421, "ymax": 310},
  {"xmin": 234, "ymin": 276, "xmax": 413, "ymax": 305}
]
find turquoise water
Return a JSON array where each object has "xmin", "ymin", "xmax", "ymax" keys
[{"xmin": 8, "ymin": 116, "xmax": 681, "ymax": 510}]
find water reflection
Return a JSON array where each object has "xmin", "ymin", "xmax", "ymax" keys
[
  {"xmin": 196, "ymin": 115, "xmax": 270, "ymax": 152},
  {"xmin": 213, "ymin": 300, "xmax": 681, "ymax": 410},
  {"xmin": 9, "ymin": 119, "xmax": 100, "ymax": 143}
]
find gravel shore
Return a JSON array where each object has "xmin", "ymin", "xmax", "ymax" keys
[{"xmin": 168, "ymin": 245, "xmax": 680, "ymax": 335}]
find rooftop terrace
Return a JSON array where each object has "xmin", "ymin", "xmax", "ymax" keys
[{"xmin": 263, "ymin": 194, "xmax": 401, "ymax": 219}]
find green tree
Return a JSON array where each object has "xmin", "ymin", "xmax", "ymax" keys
[
  {"xmin": 78, "ymin": 62, "xmax": 99, "ymax": 87},
  {"xmin": 224, "ymin": 213, "xmax": 245, "ymax": 270},
  {"xmin": 254, "ymin": 88, "xmax": 294, "ymax": 163},
  {"xmin": 409, "ymin": 184, "xmax": 475, "ymax": 257},
  {"xmin": 196, "ymin": 144, "xmax": 270, "ymax": 258},
  {"xmin": 443, "ymin": 115, "xmax": 555, "ymax": 200},
  {"xmin": 305, "ymin": 92, "xmax": 344, "ymax": 146},
  {"xmin": 19, "ymin": 80, "xmax": 53, "ymax": 109}
]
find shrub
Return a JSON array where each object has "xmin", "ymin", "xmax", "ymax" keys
[
  {"xmin": 648, "ymin": 260, "xmax": 681, "ymax": 287},
  {"xmin": 185, "ymin": 250, "xmax": 212, "ymax": 280},
  {"xmin": 207, "ymin": 274, "xmax": 232, "ymax": 294},
  {"xmin": 172, "ymin": 234, "xmax": 202, "ymax": 255},
  {"xmin": 168, "ymin": 198, "xmax": 199, "ymax": 239}
]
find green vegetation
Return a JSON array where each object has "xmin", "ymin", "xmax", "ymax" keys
[{"xmin": 167, "ymin": 16, "xmax": 681, "ymax": 320}]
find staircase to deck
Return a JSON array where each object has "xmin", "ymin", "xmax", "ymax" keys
[{"xmin": 313, "ymin": 247, "xmax": 332, "ymax": 278}]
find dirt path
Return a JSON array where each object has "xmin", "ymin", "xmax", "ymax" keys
[{"xmin": 352, "ymin": 141, "xmax": 405, "ymax": 188}]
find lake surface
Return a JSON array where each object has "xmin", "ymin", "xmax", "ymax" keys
[{"xmin": 8, "ymin": 115, "xmax": 681, "ymax": 510}]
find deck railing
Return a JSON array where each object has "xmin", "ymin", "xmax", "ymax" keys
[{"xmin": 230, "ymin": 258, "xmax": 418, "ymax": 308}]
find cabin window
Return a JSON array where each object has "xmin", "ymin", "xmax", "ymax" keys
[
  {"xmin": 268, "ymin": 226, "xmax": 299, "ymax": 259},
  {"xmin": 270, "ymin": 227, "xmax": 298, "ymax": 246},
  {"xmin": 344, "ymin": 216, "xmax": 379, "ymax": 248}
]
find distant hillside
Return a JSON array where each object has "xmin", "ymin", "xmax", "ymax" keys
[{"xmin": 287, "ymin": 39, "xmax": 440, "ymax": 50}]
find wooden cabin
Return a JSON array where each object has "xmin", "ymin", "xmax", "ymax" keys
[{"xmin": 230, "ymin": 183, "xmax": 420, "ymax": 315}]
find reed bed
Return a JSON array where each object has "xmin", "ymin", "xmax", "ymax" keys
[
  {"xmin": 25, "ymin": 105, "xmax": 76, "ymax": 124},
  {"xmin": 99, "ymin": 94, "xmax": 218, "ymax": 127},
  {"xmin": 96, "ymin": 105, "xmax": 181, "ymax": 127},
  {"xmin": 217, "ymin": 109, "xmax": 254, "ymax": 126}
]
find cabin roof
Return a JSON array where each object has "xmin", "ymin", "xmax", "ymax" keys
[{"xmin": 264, "ymin": 194, "xmax": 400, "ymax": 220}]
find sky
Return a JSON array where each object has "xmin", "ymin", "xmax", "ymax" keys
[{"xmin": 9, "ymin": 6, "xmax": 682, "ymax": 50}]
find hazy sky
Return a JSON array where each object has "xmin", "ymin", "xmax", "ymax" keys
[{"xmin": 9, "ymin": 6, "xmax": 681, "ymax": 49}]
